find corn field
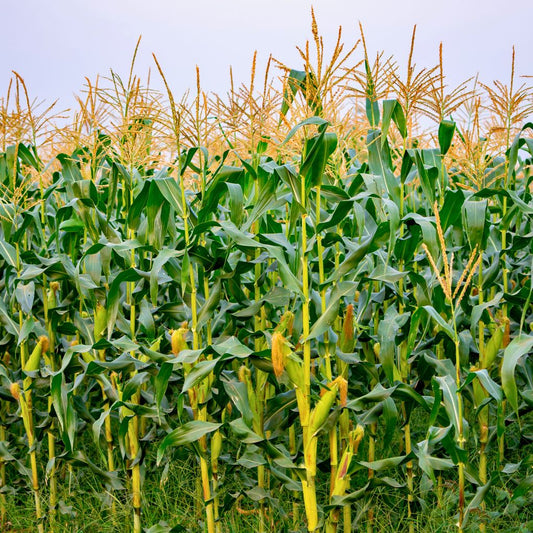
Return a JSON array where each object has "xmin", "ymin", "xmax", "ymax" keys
[{"xmin": 0, "ymin": 20, "xmax": 532, "ymax": 533}]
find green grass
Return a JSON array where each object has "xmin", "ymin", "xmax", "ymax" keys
[{"xmin": 2, "ymin": 414, "xmax": 532, "ymax": 532}]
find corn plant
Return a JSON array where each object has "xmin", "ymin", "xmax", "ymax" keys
[{"xmin": 0, "ymin": 19, "xmax": 532, "ymax": 533}]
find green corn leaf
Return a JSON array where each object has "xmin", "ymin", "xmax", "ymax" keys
[
  {"xmin": 280, "ymin": 69, "xmax": 307, "ymax": 119},
  {"xmin": 225, "ymin": 182, "xmax": 244, "ymax": 227},
  {"xmin": 0, "ymin": 238, "xmax": 17, "ymax": 268},
  {"xmin": 438, "ymin": 120, "xmax": 456, "ymax": 155},
  {"xmin": 106, "ymin": 268, "xmax": 143, "ymax": 338},
  {"xmin": 155, "ymin": 362, "xmax": 173, "ymax": 417},
  {"xmin": 436, "ymin": 375, "xmax": 461, "ymax": 436},
  {"xmin": 15, "ymin": 281, "xmax": 35, "ymax": 314},
  {"xmin": 222, "ymin": 376, "xmax": 254, "ymax": 428},
  {"xmin": 182, "ymin": 359, "xmax": 219, "ymax": 393},
  {"xmin": 157, "ymin": 421, "xmax": 222, "ymax": 465},
  {"xmin": 461, "ymin": 480, "xmax": 492, "ymax": 529},
  {"xmin": 414, "ymin": 150, "xmax": 438, "ymax": 206},
  {"xmin": 51, "ymin": 373, "xmax": 77, "ymax": 453},
  {"xmin": 150, "ymin": 249, "xmax": 183, "ymax": 306},
  {"xmin": 507, "ymin": 122, "xmax": 533, "ymax": 185},
  {"xmin": 213, "ymin": 336, "xmax": 252, "ymax": 359},
  {"xmin": 381, "ymin": 99, "xmax": 407, "ymax": 145},
  {"xmin": 356, "ymin": 455, "xmax": 408, "ymax": 472},
  {"xmin": 197, "ymin": 279, "xmax": 222, "ymax": 330},
  {"xmin": 155, "ymin": 176, "xmax": 184, "ymax": 217},
  {"xmin": 462, "ymin": 199, "xmax": 488, "ymax": 250},
  {"xmin": 423, "ymin": 306, "xmax": 455, "ymax": 340},
  {"xmin": 502, "ymin": 334, "xmax": 533, "ymax": 416},
  {"xmin": 306, "ymin": 281, "xmax": 356, "ymax": 340},
  {"xmin": 415, "ymin": 440, "xmax": 454, "ymax": 482},
  {"xmin": 300, "ymin": 129, "xmax": 337, "ymax": 190}
]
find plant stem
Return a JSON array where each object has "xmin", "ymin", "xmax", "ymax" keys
[
  {"xmin": 20, "ymin": 389, "xmax": 44, "ymax": 533},
  {"xmin": 301, "ymin": 178, "xmax": 317, "ymax": 531},
  {"xmin": 0, "ymin": 425, "xmax": 6, "ymax": 526},
  {"xmin": 477, "ymin": 267, "xmax": 488, "ymax": 532},
  {"xmin": 453, "ymin": 308, "xmax": 465, "ymax": 533}
]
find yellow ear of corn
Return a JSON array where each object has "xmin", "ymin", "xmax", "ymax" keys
[
  {"xmin": 238, "ymin": 365, "xmax": 257, "ymax": 413},
  {"xmin": 274, "ymin": 311, "xmax": 295, "ymax": 336},
  {"xmin": 285, "ymin": 353, "xmax": 305, "ymax": 390},
  {"xmin": 351, "ymin": 424, "xmax": 365, "ymax": 453},
  {"xmin": 49, "ymin": 281, "xmax": 60, "ymax": 293},
  {"xmin": 339, "ymin": 304, "xmax": 355, "ymax": 353},
  {"xmin": 271, "ymin": 331, "xmax": 288, "ymax": 379},
  {"xmin": 10, "ymin": 381, "xmax": 20, "ymax": 401},
  {"xmin": 333, "ymin": 376, "xmax": 348, "ymax": 407},
  {"xmin": 171, "ymin": 326, "xmax": 188, "ymax": 355},
  {"xmin": 472, "ymin": 373, "xmax": 487, "ymax": 407},
  {"xmin": 373, "ymin": 342, "xmax": 381, "ymax": 360},
  {"xmin": 502, "ymin": 316, "xmax": 511, "ymax": 349},
  {"xmin": 332, "ymin": 447, "xmax": 353, "ymax": 497},
  {"xmin": 483, "ymin": 325, "xmax": 504, "ymax": 369},
  {"xmin": 238, "ymin": 364, "xmax": 250, "ymax": 383},
  {"xmin": 331, "ymin": 425, "xmax": 365, "ymax": 497},
  {"xmin": 309, "ymin": 383, "xmax": 338, "ymax": 436},
  {"xmin": 24, "ymin": 336, "xmax": 49, "ymax": 372},
  {"xmin": 12, "ymin": 383, "xmax": 32, "ymax": 437},
  {"xmin": 94, "ymin": 303, "xmax": 108, "ymax": 343},
  {"xmin": 211, "ymin": 430, "xmax": 223, "ymax": 461},
  {"xmin": 47, "ymin": 281, "xmax": 60, "ymax": 310}
]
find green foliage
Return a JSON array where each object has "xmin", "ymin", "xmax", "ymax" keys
[{"xmin": 0, "ymin": 106, "xmax": 532, "ymax": 533}]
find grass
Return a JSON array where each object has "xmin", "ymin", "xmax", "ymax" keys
[
  {"xmin": 2, "ymin": 404, "xmax": 533, "ymax": 532},
  {"xmin": 2, "ymin": 425, "xmax": 531, "ymax": 532}
]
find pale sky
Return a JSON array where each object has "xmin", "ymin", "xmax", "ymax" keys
[{"xmin": 2, "ymin": 0, "xmax": 532, "ymax": 108}]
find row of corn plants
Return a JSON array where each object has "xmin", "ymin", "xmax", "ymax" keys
[{"xmin": 0, "ymin": 81, "xmax": 532, "ymax": 533}]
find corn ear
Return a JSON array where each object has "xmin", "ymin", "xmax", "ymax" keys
[
  {"xmin": 483, "ymin": 325, "xmax": 504, "ymax": 369},
  {"xmin": 350, "ymin": 424, "xmax": 365, "ymax": 453},
  {"xmin": 24, "ymin": 336, "xmax": 49, "ymax": 373},
  {"xmin": 10, "ymin": 381, "xmax": 20, "ymax": 401},
  {"xmin": 373, "ymin": 342, "xmax": 381, "ymax": 360},
  {"xmin": 339, "ymin": 304, "xmax": 355, "ymax": 353},
  {"xmin": 334, "ymin": 376, "xmax": 348, "ymax": 407},
  {"xmin": 274, "ymin": 311, "xmax": 294, "ymax": 337},
  {"xmin": 332, "ymin": 448, "xmax": 352, "ymax": 497},
  {"xmin": 238, "ymin": 365, "xmax": 257, "ymax": 413},
  {"xmin": 502, "ymin": 316, "xmax": 510, "ymax": 348},
  {"xmin": 211, "ymin": 430, "xmax": 223, "ymax": 461},
  {"xmin": 47, "ymin": 281, "xmax": 60, "ymax": 310},
  {"xmin": 94, "ymin": 303, "xmax": 107, "ymax": 343},
  {"xmin": 285, "ymin": 353, "xmax": 305, "ymax": 390},
  {"xmin": 271, "ymin": 331, "xmax": 288, "ymax": 379},
  {"xmin": 472, "ymin": 371, "xmax": 487, "ymax": 407},
  {"xmin": 309, "ymin": 383, "xmax": 339, "ymax": 436},
  {"xmin": 171, "ymin": 325, "xmax": 188, "ymax": 355}
]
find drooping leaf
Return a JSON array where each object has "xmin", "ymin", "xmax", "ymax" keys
[{"xmin": 157, "ymin": 421, "xmax": 221, "ymax": 464}]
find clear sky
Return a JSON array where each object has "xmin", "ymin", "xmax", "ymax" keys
[{"xmin": 2, "ymin": 0, "xmax": 532, "ymax": 108}]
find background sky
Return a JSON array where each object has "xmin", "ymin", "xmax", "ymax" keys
[{"xmin": 1, "ymin": 0, "xmax": 532, "ymax": 109}]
